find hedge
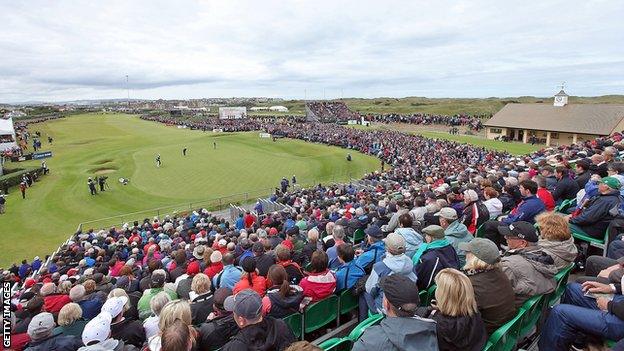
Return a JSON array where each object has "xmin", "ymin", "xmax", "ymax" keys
[{"xmin": 0, "ymin": 166, "xmax": 44, "ymax": 190}]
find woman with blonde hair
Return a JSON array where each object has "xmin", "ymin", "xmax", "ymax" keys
[
  {"xmin": 536, "ymin": 212, "xmax": 577, "ymax": 270},
  {"xmin": 459, "ymin": 238, "xmax": 517, "ymax": 335},
  {"xmin": 143, "ymin": 291, "xmax": 172, "ymax": 340},
  {"xmin": 147, "ymin": 299, "xmax": 197, "ymax": 351},
  {"xmin": 54, "ymin": 302, "xmax": 87, "ymax": 337},
  {"xmin": 190, "ymin": 273, "xmax": 213, "ymax": 325},
  {"xmin": 426, "ymin": 268, "xmax": 487, "ymax": 350}
]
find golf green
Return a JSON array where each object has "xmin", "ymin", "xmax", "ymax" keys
[{"xmin": 0, "ymin": 113, "xmax": 380, "ymax": 267}]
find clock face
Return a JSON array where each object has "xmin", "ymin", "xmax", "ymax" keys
[{"xmin": 555, "ymin": 96, "xmax": 563, "ymax": 102}]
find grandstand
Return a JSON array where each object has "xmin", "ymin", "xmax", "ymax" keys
[
  {"xmin": 5, "ymin": 114, "xmax": 624, "ymax": 351},
  {"xmin": 306, "ymin": 101, "xmax": 361, "ymax": 123}
]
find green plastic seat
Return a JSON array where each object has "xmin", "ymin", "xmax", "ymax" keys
[
  {"xmin": 304, "ymin": 295, "xmax": 339, "ymax": 334},
  {"xmin": 570, "ymin": 225, "xmax": 608, "ymax": 256},
  {"xmin": 548, "ymin": 262, "xmax": 575, "ymax": 307},
  {"xmin": 483, "ymin": 309, "xmax": 526, "ymax": 351},
  {"xmin": 353, "ymin": 228, "xmax": 365, "ymax": 244},
  {"xmin": 518, "ymin": 294, "xmax": 544, "ymax": 339},
  {"xmin": 319, "ymin": 337, "xmax": 352, "ymax": 351},
  {"xmin": 347, "ymin": 313, "xmax": 384, "ymax": 341},
  {"xmin": 418, "ymin": 289, "xmax": 429, "ymax": 306},
  {"xmin": 426, "ymin": 284, "xmax": 437, "ymax": 305},
  {"xmin": 555, "ymin": 198, "xmax": 576, "ymax": 213},
  {"xmin": 476, "ymin": 223, "xmax": 486, "ymax": 238},
  {"xmin": 282, "ymin": 312, "xmax": 303, "ymax": 340},
  {"xmin": 338, "ymin": 289, "xmax": 358, "ymax": 315}
]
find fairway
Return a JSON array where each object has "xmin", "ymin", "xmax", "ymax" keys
[{"xmin": 0, "ymin": 113, "xmax": 380, "ymax": 267}]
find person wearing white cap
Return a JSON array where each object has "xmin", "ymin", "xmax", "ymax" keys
[
  {"xmin": 78, "ymin": 312, "xmax": 140, "ymax": 351},
  {"xmin": 25, "ymin": 312, "xmax": 82, "ymax": 350},
  {"xmin": 102, "ymin": 295, "xmax": 146, "ymax": 348}
]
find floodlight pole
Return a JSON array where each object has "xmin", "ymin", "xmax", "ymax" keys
[{"xmin": 126, "ymin": 75, "xmax": 130, "ymax": 109}]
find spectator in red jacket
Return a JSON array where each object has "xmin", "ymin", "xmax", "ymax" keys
[
  {"xmin": 536, "ymin": 176, "xmax": 555, "ymax": 211},
  {"xmin": 233, "ymin": 257, "xmax": 267, "ymax": 296},
  {"xmin": 204, "ymin": 251, "xmax": 224, "ymax": 279},
  {"xmin": 299, "ymin": 250, "xmax": 336, "ymax": 302},
  {"xmin": 244, "ymin": 211, "xmax": 256, "ymax": 229},
  {"xmin": 41, "ymin": 282, "xmax": 71, "ymax": 315}
]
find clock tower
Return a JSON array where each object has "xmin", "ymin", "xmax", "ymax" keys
[{"xmin": 553, "ymin": 84, "xmax": 569, "ymax": 107}]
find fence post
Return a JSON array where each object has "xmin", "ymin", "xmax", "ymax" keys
[{"xmin": 219, "ymin": 198, "xmax": 222, "ymax": 210}]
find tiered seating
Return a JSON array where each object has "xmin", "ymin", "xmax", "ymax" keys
[{"xmin": 315, "ymin": 263, "xmax": 573, "ymax": 351}]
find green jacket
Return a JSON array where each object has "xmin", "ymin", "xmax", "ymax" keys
[{"xmin": 138, "ymin": 288, "xmax": 178, "ymax": 320}]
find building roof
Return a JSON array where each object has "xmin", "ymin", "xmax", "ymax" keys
[
  {"xmin": 555, "ymin": 89, "xmax": 568, "ymax": 96},
  {"xmin": 485, "ymin": 103, "xmax": 624, "ymax": 135}
]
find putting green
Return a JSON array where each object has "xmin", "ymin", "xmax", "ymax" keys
[{"xmin": 0, "ymin": 113, "xmax": 380, "ymax": 267}]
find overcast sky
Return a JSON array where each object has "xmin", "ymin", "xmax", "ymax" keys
[{"xmin": 0, "ymin": 0, "xmax": 622, "ymax": 103}]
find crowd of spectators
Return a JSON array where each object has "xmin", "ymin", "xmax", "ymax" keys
[
  {"xmin": 306, "ymin": 102, "xmax": 360, "ymax": 122},
  {"xmin": 7, "ymin": 117, "xmax": 624, "ymax": 350},
  {"xmin": 364, "ymin": 113, "xmax": 485, "ymax": 131}
]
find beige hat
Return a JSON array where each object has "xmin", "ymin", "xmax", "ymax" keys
[
  {"xmin": 384, "ymin": 233, "xmax": 406, "ymax": 255},
  {"xmin": 434, "ymin": 207, "xmax": 458, "ymax": 220}
]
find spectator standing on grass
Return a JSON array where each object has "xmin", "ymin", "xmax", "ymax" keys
[
  {"xmin": 20, "ymin": 181, "xmax": 27, "ymax": 199},
  {"xmin": 0, "ymin": 192, "xmax": 6, "ymax": 214},
  {"xmin": 88, "ymin": 178, "xmax": 96, "ymax": 196}
]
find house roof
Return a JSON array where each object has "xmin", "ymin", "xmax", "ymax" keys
[
  {"xmin": 484, "ymin": 103, "xmax": 624, "ymax": 135},
  {"xmin": 555, "ymin": 89, "xmax": 568, "ymax": 96}
]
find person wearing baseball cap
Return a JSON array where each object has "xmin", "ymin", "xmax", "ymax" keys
[
  {"xmin": 352, "ymin": 275, "xmax": 438, "ymax": 351},
  {"xmin": 354, "ymin": 224, "xmax": 386, "ymax": 272},
  {"xmin": 196, "ymin": 287, "xmax": 239, "ymax": 350},
  {"xmin": 498, "ymin": 222, "xmax": 558, "ymax": 307},
  {"xmin": 221, "ymin": 289, "xmax": 295, "ymax": 351},
  {"xmin": 569, "ymin": 175, "xmax": 622, "ymax": 239},
  {"xmin": 103, "ymin": 295, "xmax": 146, "ymax": 348},
  {"xmin": 360, "ymin": 233, "xmax": 417, "ymax": 320},
  {"xmin": 25, "ymin": 311, "xmax": 82, "ymax": 350},
  {"xmin": 459, "ymin": 238, "xmax": 516, "ymax": 334},
  {"xmin": 436, "ymin": 207, "xmax": 473, "ymax": 267},
  {"xmin": 412, "ymin": 225, "xmax": 460, "ymax": 291},
  {"xmin": 79, "ymin": 312, "xmax": 136, "ymax": 351}
]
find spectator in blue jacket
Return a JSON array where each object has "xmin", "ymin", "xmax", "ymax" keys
[
  {"xmin": 334, "ymin": 244, "xmax": 365, "ymax": 292},
  {"xmin": 393, "ymin": 213, "xmax": 423, "ymax": 259},
  {"xmin": 552, "ymin": 167, "xmax": 580, "ymax": 204},
  {"xmin": 568, "ymin": 176, "xmax": 622, "ymax": 239},
  {"xmin": 362, "ymin": 233, "xmax": 417, "ymax": 319},
  {"xmin": 69, "ymin": 284, "xmax": 103, "ymax": 320},
  {"xmin": 354, "ymin": 225, "xmax": 386, "ymax": 273},
  {"xmin": 18, "ymin": 259, "xmax": 31, "ymax": 280},
  {"xmin": 212, "ymin": 254, "xmax": 242, "ymax": 290},
  {"xmin": 482, "ymin": 180, "xmax": 546, "ymax": 248}
]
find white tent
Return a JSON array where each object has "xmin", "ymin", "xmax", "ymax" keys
[
  {"xmin": 0, "ymin": 117, "xmax": 17, "ymax": 151},
  {"xmin": 269, "ymin": 105, "xmax": 288, "ymax": 112}
]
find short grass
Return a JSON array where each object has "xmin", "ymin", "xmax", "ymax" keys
[{"xmin": 0, "ymin": 113, "xmax": 380, "ymax": 267}]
